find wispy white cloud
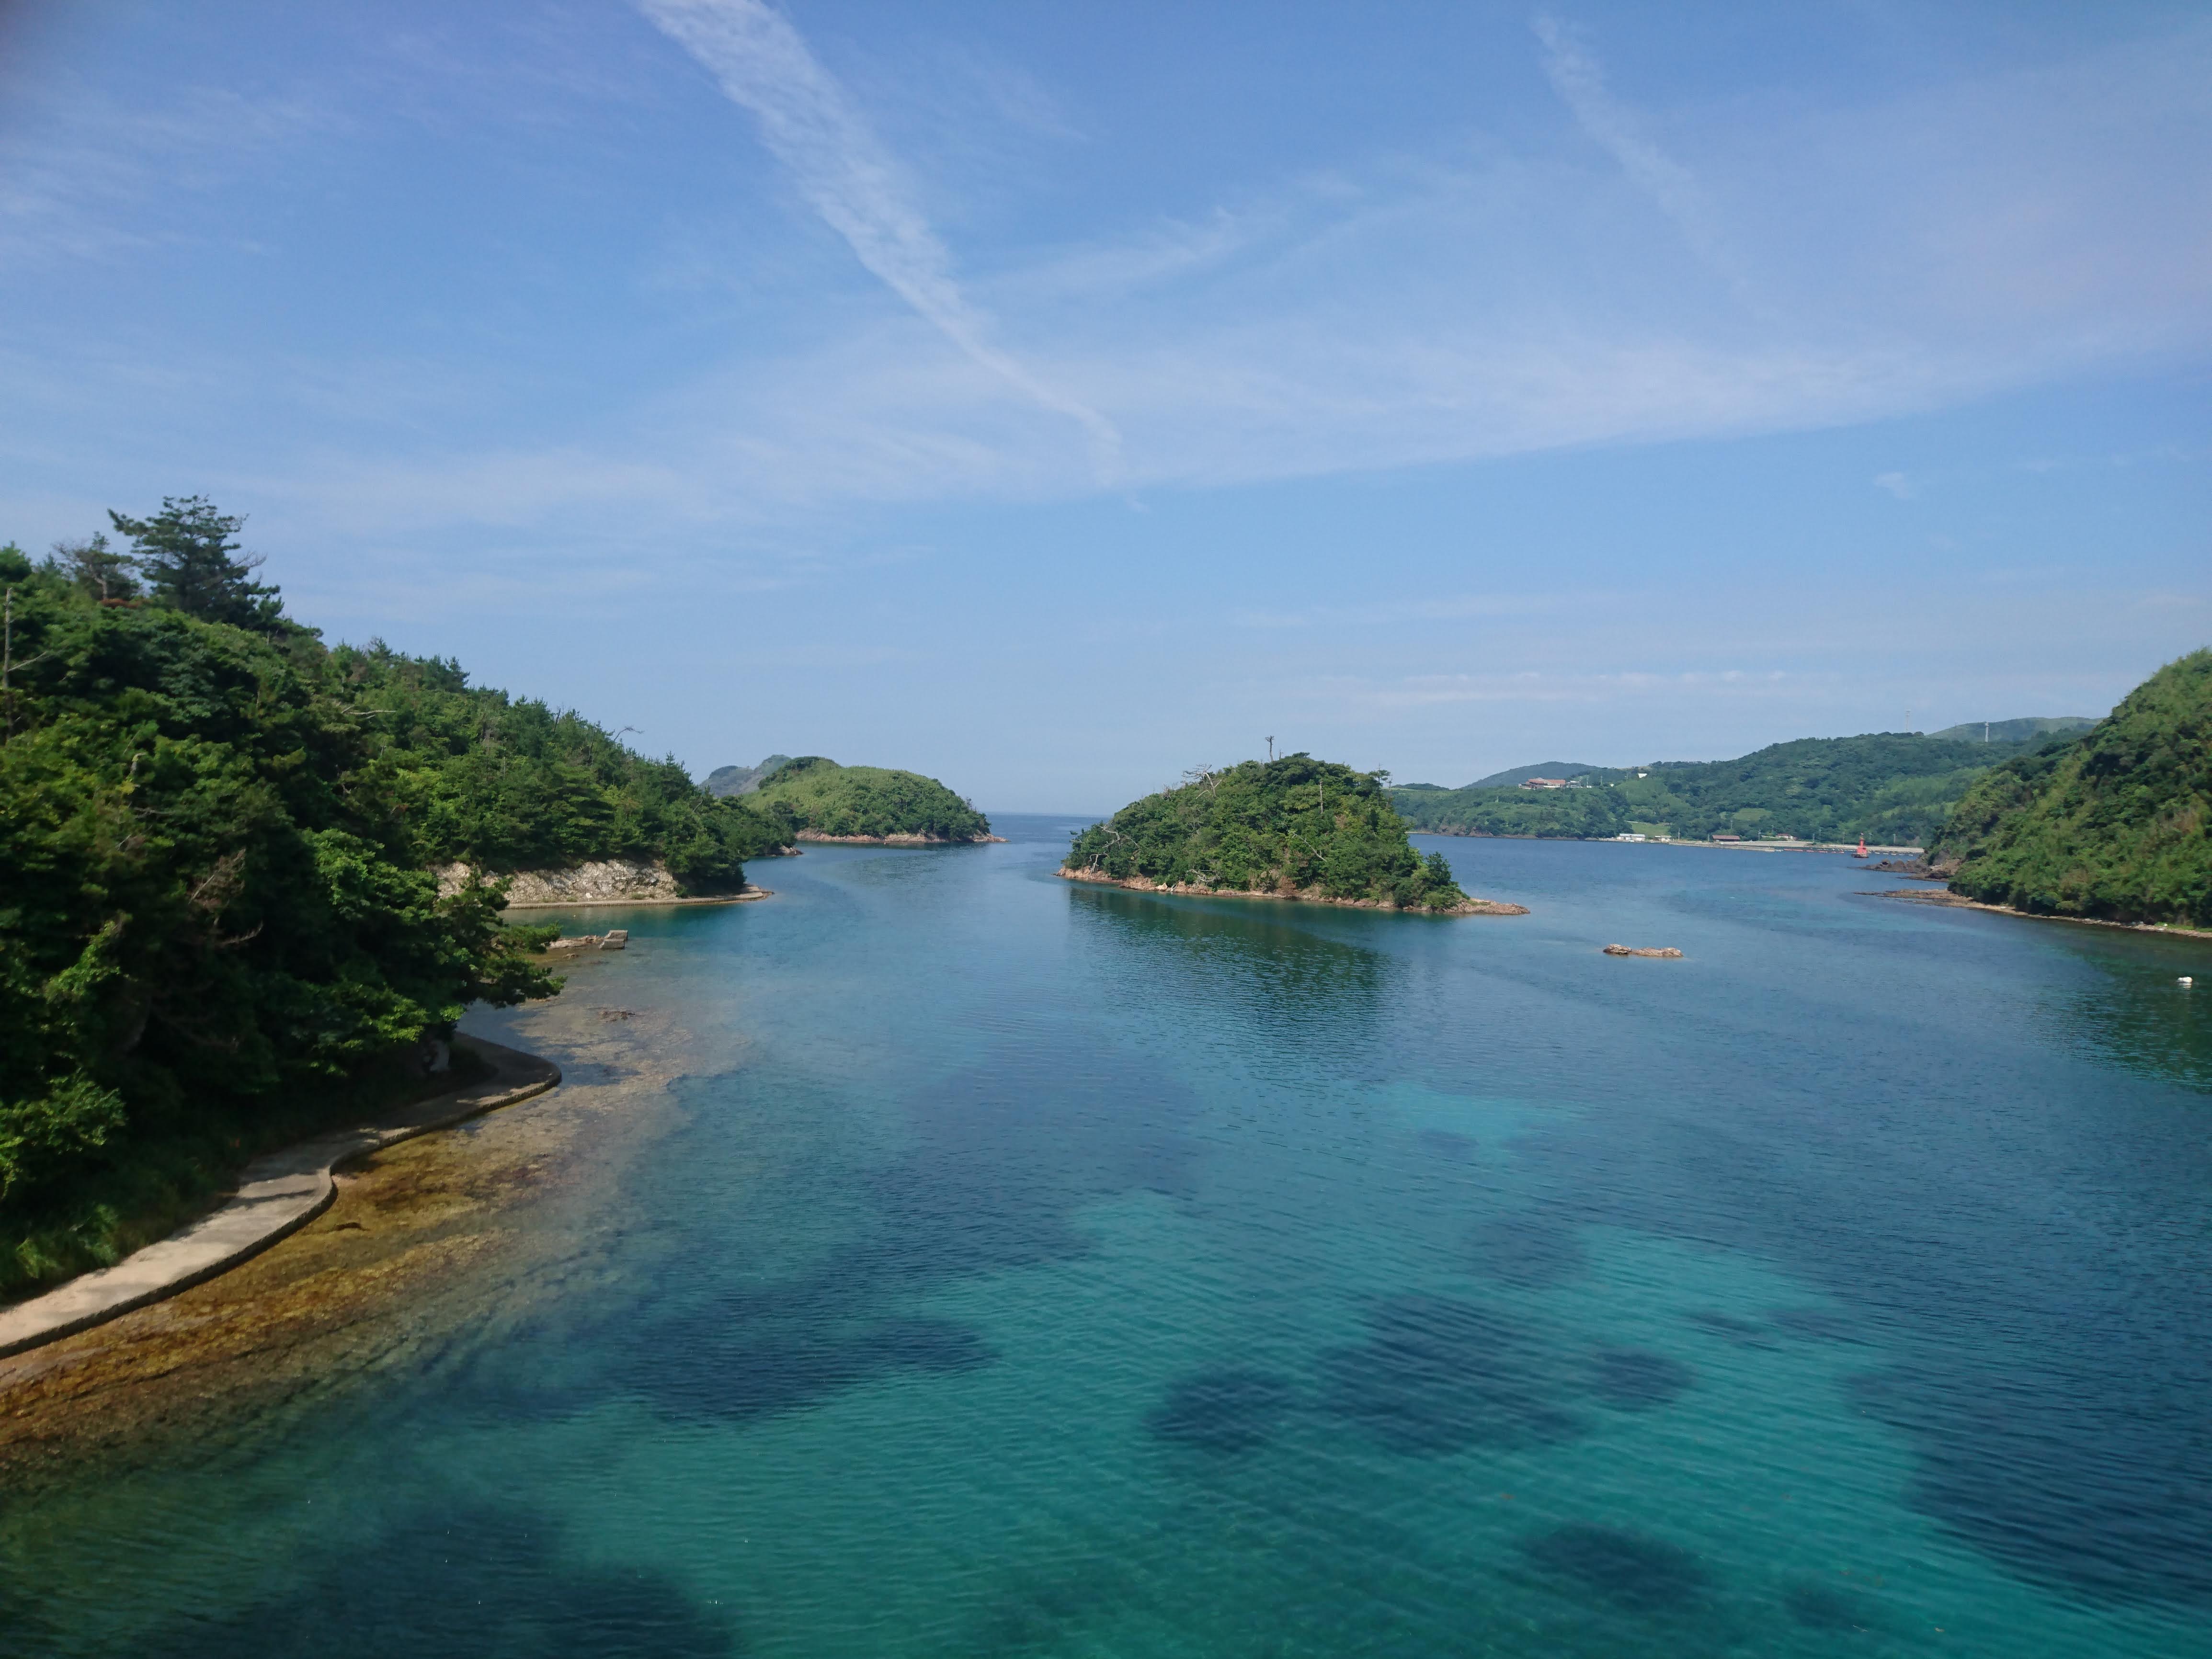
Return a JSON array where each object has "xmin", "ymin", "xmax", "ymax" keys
[
  {"xmin": 1873, "ymin": 470, "xmax": 1916, "ymax": 499},
  {"xmin": 9, "ymin": 7, "xmax": 2210, "ymax": 543},
  {"xmin": 0, "ymin": 81, "xmax": 339, "ymax": 268},
  {"xmin": 637, "ymin": 0, "xmax": 1123, "ymax": 478},
  {"xmin": 1531, "ymin": 11, "xmax": 1743, "ymax": 293}
]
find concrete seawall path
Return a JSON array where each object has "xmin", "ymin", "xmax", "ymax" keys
[{"xmin": 0, "ymin": 1037, "xmax": 560, "ymax": 1360}]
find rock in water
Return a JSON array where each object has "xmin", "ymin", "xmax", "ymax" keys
[{"xmin": 1603, "ymin": 944, "xmax": 1684, "ymax": 958}]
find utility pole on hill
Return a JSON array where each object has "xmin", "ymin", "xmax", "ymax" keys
[{"xmin": 1266, "ymin": 736, "xmax": 1274, "ymax": 761}]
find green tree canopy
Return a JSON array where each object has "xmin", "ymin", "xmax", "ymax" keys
[
  {"xmin": 0, "ymin": 502, "xmax": 796, "ymax": 1292},
  {"xmin": 47, "ymin": 532, "xmax": 141, "ymax": 602},
  {"xmin": 108, "ymin": 495, "xmax": 287, "ymax": 631}
]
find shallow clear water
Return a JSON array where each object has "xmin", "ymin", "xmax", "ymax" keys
[{"xmin": 6, "ymin": 821, "xmax": 2212, "ymax": 1658}]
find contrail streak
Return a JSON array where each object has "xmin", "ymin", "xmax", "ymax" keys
[{"xmin": 640, "ymin": 0, "xmax": 1123, "ymax": 477}]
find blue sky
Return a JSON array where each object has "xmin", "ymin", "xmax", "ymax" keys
[{"xmin": 1, "ymin": 1, "xmax": 2205, "ymax": 810}]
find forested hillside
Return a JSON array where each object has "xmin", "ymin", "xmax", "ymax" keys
[
  {"xmin": 350, "ymin": 654, "xmax": 796, "ymax": 881},
  {"xmin": 1065, "ymin": 755, "xmax": 1472, "ymax": 911},
  {"xmin": 0, "ymin": 500, "xmax": 788, "ymax": 1292},
  {"xmin": 1929, "ymin": 650, "xmax": 2210, "ymax": 926},
  {"xmin": 749, "ymin": 757, "xmax": 992, "ymax": 841},
  {"xmin": 1393, "ymin": 731, "xmax": 2065, "ymax": 846}
]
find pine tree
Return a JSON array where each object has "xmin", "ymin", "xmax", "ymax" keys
[
  {"xmin": 49, "ymin": 532, "xmax": 141, "ymax": 601},
  {"xmin": 108, "ymin": 496, "xmax": 286, "ymax": 629}
]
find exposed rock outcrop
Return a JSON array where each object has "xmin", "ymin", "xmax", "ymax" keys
[
  {"xmin": 796, "ymin": 830, "xmax": 1006, "ymax": 845},
  {"xmin": 547, "ymin": 929, "xmax": 627, "ymax": 952},
  {"xmin": 1602, "ymin": 944, "xmax": 1684, "ymax": 958},
  {"xmin": 434, "ymin": 860, "xmax": 771, "ymax": 908}
]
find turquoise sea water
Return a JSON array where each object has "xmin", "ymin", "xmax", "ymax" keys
[{"xmin": 5, "ymin": 820, "xmax": 2212, "ymax": 1658}]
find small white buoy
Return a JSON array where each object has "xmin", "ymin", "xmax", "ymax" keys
[{"xmin": 2181, "ymin": 977, "xmax": 2195, "ymax": 989}]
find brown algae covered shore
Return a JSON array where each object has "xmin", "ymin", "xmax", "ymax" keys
[{"xmin": 0, "ymin": 950, "xmax": 722, "ymax": 1488}]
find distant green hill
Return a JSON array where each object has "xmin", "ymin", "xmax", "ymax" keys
[
  {"xmin": 1064, "ymin": 755, "xmax": 1476, "ymax": 911},
  {"xmin": 705, "ymin": 754, "xmax": 795, "ymax": 796},
  {"xmin": 1927, "ymin": 716, "xmax": 2098, "ymax": 744},
  {"xmin": 1393, "ymin": 732, "xmax": 2058, "ymax": 845},
  {"xmin": 750, "ymin": 758, "xmax": 992, "ymax": 842},
  {"xmin": 1929, "ymin": 652, "xmax": 2210, "ymax": 926}
]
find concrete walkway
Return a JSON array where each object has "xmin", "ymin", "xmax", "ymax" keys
[{"xmin": 0, "ymin": 1036, "xmax": 560, "ymax": 1359}]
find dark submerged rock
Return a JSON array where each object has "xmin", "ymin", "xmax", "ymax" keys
[
  {"xmin": 1148, "ymin": 1369, "xmax": 1296, "ymax": 1454},
  {"xmin": 1320, "ymin": 1295, "xmax": 1585, "ymax": 1454},
  {"xmin": 1588, "ymin": 1348, "xmax": 1695, "ymax": 1410},
  {"xmin": 1465, "ymin": 1215, "xmax": 1588, "ymax": 1287},
  {"xmin": 1515, "ymin": 1523, "xmax": 1713, "ymax": 1613},
  {"xmin": 1683, "ymin": 1309, "xmax": 1779, "ymax": 1348}
]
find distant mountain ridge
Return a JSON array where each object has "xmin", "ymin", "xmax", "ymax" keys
[
  {"xmin": 1394, "ymin": 718, "xmax": 2101, "ymax": 846},
  {"xmin": 1454, "ymin": 717, "xmax": 2089, "ymax": 795}
]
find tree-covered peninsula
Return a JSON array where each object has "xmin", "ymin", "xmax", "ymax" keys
[
  {"xmin": 1062, "ymin": 755, "xmax": 1518, "ymax": 913},
  {"xmin": 747, "ymin": 756, "xmax": 994, "ymax": 843},
  {"xmin": 0, "ymin": 500, "xmax": 792, "ymax": 1292},
  {"xmin": 1927, "ymin": 649, "xmax": 2211, "ymax": 928}
]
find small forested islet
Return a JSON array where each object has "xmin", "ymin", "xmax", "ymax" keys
[
  {"xmin": 1063, "ymin": 756, "xmax": 1514, "ymax": 914},
  {"xmin": 747, "ymin": 756, "xmax": 994, "ymax": 842}
]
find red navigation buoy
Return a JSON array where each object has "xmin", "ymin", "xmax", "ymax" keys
[{"xmin": 1858, "ymin": 836, "xmax": 1868, "ymax": 858}]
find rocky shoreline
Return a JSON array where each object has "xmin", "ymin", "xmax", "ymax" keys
[
  {"xmin": 1057, "ymin": 865, "xmax": 1528, "ymax": 915},
  {"xmin": 1869, "ymin": 888, "xmax": 2212, "ymax": 941},
  {"xmin": 0, "ymin": 968, "xmax": 703, "ymax": 1478},
  {"xmin": 795, "ymin": 830, "xmax": 1006, "ymax": 846}
]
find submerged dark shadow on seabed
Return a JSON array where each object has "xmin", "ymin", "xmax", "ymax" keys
[
  {"xmin": 596, "ymin": 1036, "xmax": 1206, "ymax": 1427},
  {"xmin": 1319, "ymin": 1295, "xmax": 1588, "ymax": 1454},
  {"xmin": 1513, "ymin": 1523, "xmax": 1714, "ymax": 1613},
  {"xmin": 1147, "ymin": 1368, "xmax": 1297, "ymax": 1455},
  {"xmin": 17, "ymin": 1502, "xmax": 739, "ymax": 1659},
  {"xmin": 1490, "ymin": 1047, "xmax": 2212, "ymax": 1607}
]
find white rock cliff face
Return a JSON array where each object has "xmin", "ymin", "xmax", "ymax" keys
[{"xmin": 434, "ymin": 858, "xmax": 686, "ymax": 907}]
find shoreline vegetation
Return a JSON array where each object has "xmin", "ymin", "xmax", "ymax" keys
[
  {"xmin": 0, "ymin": 499, "xmax": 793, "ymax": 1298},
  {"xmin": 1063, "ymin": 755, "xmax": 1515, "ymax": 915}
]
